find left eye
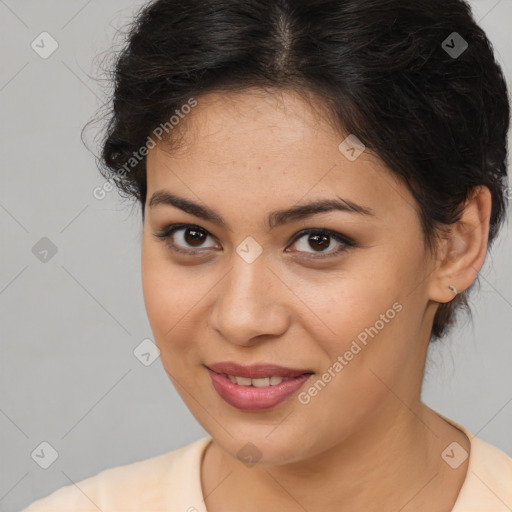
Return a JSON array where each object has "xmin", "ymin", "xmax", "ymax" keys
[
  {"xmin": 153, "ymin": 224, "xmax": 354, "ymax": 258},
  {"xmin": 287, "ymin": 229, "xmax": 354, "ymax": 256}
]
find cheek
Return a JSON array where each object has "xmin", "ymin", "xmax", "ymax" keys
[
  {"xmin": 296, "ymin": 251, "xmax": 422, "ymax": 387},
  {"xmin": 141, "ymin": 240, "xmax": 215, "ymax": 368},
  {"xmin": 290, "ymin": 260, "xmax": 401, "ymax": 342},
  {"xmin": 292, "ymin": 300, "xmax": 410, "ymax": 441},
  {"xmin": 319, "ymin": 292, "xmax": 407, "ymax": 382},
  {"xmin": 141, "ymin": 241, "xmax": 190, "ymax": 342},
  {"xmin": 141, "ymin": 244, "xmax": 168, "ymax": 331}
]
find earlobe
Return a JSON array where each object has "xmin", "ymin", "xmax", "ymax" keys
[
  {"xmin": 448, "ymin": 285, "xmax": 458, "ymax": 296},
  {"xmin": 428, "ymin": 186, "xmax": 492, "ymax": 304}
]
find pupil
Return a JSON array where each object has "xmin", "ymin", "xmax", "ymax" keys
[
  {"xmin": 185, "ymin": 228, "xmax": 205, "ymax": 247},
  {"xmin": 310, "ymin": 234, "xmax": 329, "ymax": 251},
  {"xmin": 181, "ymin": 230, "xmax": 331, "ymax": 251}
]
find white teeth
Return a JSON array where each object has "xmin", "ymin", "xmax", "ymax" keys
[
  {"xmin": 252, "ymin": 377, "xmax": 270, "ymax": 387},
  {"xmin": 225, "ymin": 374, "xmax": 286, "ymax": 386},
  {"xmin": 235, "ymin": 376, "xmax": 252, "ymax": 386}
]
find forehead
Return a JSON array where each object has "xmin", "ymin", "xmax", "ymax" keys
[
  {"xmin": 155, "ymin": 88, "xmax": 339, "ymax": 156},
  {"xmin": 145, "ymin": 88, "xmax": 415, "ymax": 223}
]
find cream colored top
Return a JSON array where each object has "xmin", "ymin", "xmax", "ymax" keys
[{"xmin": 21, "ymin": 417, "xmax": 512, "ymax": 511}]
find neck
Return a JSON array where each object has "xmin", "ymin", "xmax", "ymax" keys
[{"xmin": 201, "ymin": 402, "xmax": 470, "ymax": 512}]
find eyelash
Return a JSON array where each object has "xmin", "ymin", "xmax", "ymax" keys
[{"xmin": 153, "ymin": 223, "xmax": 356, "ymax": 259}]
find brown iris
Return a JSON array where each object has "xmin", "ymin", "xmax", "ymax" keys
[{"xmin": 184, "ymin": 228, "xmax": 207, "ymax": 247}]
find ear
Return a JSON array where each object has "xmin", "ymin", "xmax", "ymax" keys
[{"xmin": 428, "ymin": 186, "xmax": 492, "ymax": 304}]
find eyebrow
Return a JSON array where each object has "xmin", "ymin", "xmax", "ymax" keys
[{"xmin": 148, "ymin": 190, "xmax": 375, "ymax": 230}]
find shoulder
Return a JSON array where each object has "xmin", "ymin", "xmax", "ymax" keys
[
  {"xmin": 452, "ymin": 434, "xmax": 512, "ymax": 511},
  {"xmin": 21, "ymin": 437, "xmax": 212, "ymax": 512}
]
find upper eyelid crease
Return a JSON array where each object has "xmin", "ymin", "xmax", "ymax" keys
[
  {"xmin": 147, "ymin": 190, "xmax": 375, "ymax": 231},
  {"xmin": 161, "ymin": 224, "xmax": 353, "ymax": 243},
  {"xmin": 155, "ymin": 224, "xmax": 354, "ymax": 258}
]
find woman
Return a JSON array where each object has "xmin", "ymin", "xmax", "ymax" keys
[{"xmin": 22, "ymin": 0, "xmax": 511, "ymax": 510}]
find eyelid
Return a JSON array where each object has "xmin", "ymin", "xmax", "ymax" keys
[
  {"xmin": 153, "ymin": 223, "xmax": 219, "ymax": 254},
  {"xmin": 286, "ymin": 228, "xmax": 355, "ymax": 250},
  {"xmin": 153, "ymin": 223, "xmax": 355, "ymax": 257}
]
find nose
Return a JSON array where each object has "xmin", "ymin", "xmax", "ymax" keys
[{"xmin": 210, "ymin": 251, "xmax": 290, "ymax": 347}]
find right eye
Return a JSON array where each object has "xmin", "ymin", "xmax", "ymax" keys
[{"xmin": 153, "ymin": 224, "xmax": 220, "ymax": 255}]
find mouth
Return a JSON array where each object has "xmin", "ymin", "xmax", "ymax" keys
[
  {"xmin": 205, "ymin": 362, "xmax": 314, "ymax": 411},
  {"xmin": 215, "ymin": 373, "xmax": 300, "ymax": 387},
  {"xmin": 205, "ymin": 361, "xmax": 313, "ymax": 378}
]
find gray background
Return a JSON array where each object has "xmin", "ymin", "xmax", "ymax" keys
[{"xmin": 1, "ymin": 1, "xmax": 511, "ymax": 510}]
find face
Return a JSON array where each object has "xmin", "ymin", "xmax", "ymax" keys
[{"xmin": 142, "ymin": 88, "xmax": 438, "ymax": 466}]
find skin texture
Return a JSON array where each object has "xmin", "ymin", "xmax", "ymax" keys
[{"xmin": 142, "ymin": 88, "xmax": 491, "ymax": 511}]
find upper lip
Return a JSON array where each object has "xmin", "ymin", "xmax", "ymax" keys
[{"xmin": 205, "ymin": 361, "xmax": 313, "ymax": 379}]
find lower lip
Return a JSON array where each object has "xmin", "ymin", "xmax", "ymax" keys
[{"xmin": 207, "ymin": 368, "xmax": 312, "ymax": 411}]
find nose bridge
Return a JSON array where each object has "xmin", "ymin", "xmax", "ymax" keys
[{"xmin": 211, "ymin": 248, "xmax": 288, "ymax": 343}]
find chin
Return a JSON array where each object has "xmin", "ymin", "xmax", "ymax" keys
[{"xmin": 207, "ymin": 423, "xmax": 322, "ymax": 467}]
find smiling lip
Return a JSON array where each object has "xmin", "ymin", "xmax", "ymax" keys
[
  {"xmin": 206, "ymin": 361, "xmax": 312, "ymax": 379},
  {"xmin": 205, "ymin": 362, "xmax": 313, "ymax": 411}
]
